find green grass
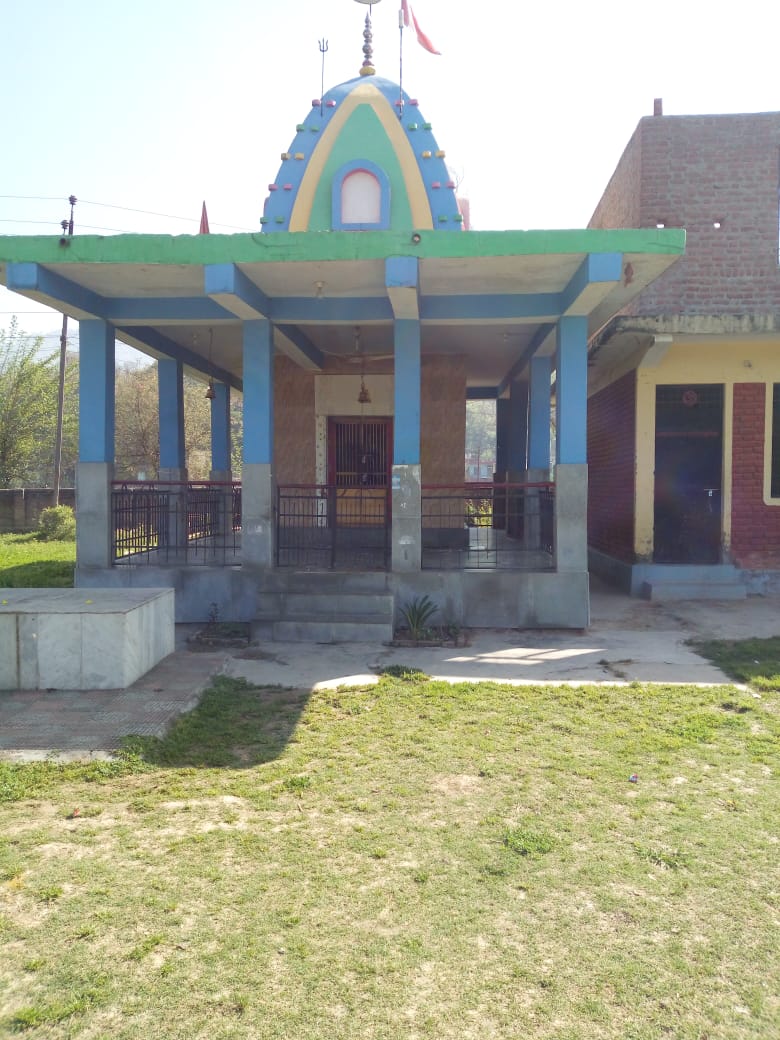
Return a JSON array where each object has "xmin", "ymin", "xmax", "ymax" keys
[
  {"xmin": 0, "ymin": 532, "xmax": 75, "ymax": 587},
  {"xmin": 690, "ymin": 635, "xmax": 780, "ymax": 692},
  {"xmin": 1, "ymin": 671, "xmax": 778, "ymax": 1038}
]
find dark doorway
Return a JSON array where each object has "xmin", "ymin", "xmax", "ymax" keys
[
  {"xmin": 328, "ymin": 417, "xmax": 392, "ymax": 489},
  {"xmin": 327, "ymin": 417, "xmax": 393, "ymax": 530},
  {"xmin": 654, "ymin": 384, "xmax": 723, "ymax": 563}
]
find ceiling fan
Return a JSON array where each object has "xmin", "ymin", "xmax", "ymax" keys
[{"xmin": 347, "ymin": 325, "xmax": 393, "ymax": 362}]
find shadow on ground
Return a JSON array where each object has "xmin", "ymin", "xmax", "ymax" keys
[{"xmin": 123, "ymin": 676, "xmax": 312, "ymax": 769}]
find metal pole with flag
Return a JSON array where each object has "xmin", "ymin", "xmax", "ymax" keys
[{"xmin": 400, "ymin": 0, "xmax": 440, "ymax": 55}]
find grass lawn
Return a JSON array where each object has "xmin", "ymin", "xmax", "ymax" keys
[
  {"xmin": 1, "ymin": 669, "xmax": 778, "ymax": 1039},
  {"xmin": 0, "ymin": 533, "xmax": 75, "ymax": 588}
]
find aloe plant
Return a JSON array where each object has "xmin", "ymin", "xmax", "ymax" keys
[{"xmin": 399, "ymin": 594, "xmax": 439, "ymax": 641}]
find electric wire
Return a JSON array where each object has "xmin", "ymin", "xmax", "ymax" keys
[{"xmin": 0, "ymin": 194, "xmax": 255, "ymax": 232}]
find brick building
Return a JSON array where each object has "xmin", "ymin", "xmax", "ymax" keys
[{"xmin": 587, "ymin": 106, "xmax": 780, "ymax": 596}]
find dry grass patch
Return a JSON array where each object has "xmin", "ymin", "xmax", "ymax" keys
[{"xmin": 1, "ymin": 673, "xmax": 778, "ymax": 1038}]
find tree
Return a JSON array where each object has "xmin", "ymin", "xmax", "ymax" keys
[
  {"xmin": 113, "ymin": 362, "xmax": 242, "ymax": 480},
  {"xmin": 465, "ymin": 400, "xmax": 496, "ymax": 477},
  {"xmin": 114, "ymin": 362, "xmax": 160, "ymax": 479},
  {"xmin": 0, "ymin": 320, "xmax": 60, "ymax": 488}
]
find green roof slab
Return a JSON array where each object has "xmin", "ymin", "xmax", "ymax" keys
[
  {"xmin": 0, "ymin": 228, "xmax": 685, "ymax": 389},
  {"xmin": 0, "ymin": 228, "xmax": 684, "ymax": 265}
]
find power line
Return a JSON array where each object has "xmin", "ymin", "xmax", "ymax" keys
[
  {"xmin": 0, "ymin": 194, "xmax": 64, "ymax": 202},
  {"xmin": 0, "ymin": 218, "xmax": 129, "ymax": 232},
  {"xmin": 0, "ymin": 193, "xmax": 255, "ymax": 232},
  {"xmin": 78, "ymin": 198, "xmax": 254, "ymax": 231}
]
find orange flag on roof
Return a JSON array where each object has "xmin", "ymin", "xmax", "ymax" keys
[
  {"xmin": 199, "ymin": 201, "xmax": 210, "ymax": 234},
  {"xmin": 401, "ymin": 0, "xmax": 440, "ymax": 55}
]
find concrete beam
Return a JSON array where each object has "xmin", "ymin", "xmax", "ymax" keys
[
  {"xmin": 421, "ymin": 293, "xmax": 560, "ymax": 323},
  {"xmin": 275, "ymin": 324, "xmax": 324, "ymax": 371},
  {"xmin": 497, "ymin": 323, "xmax": 554, "ymax": 399},
  {"xmin": 205, "ymin": 263, "xmax": 271, "ymax": 319},
  {"xmin": 115, "ymin": 326, "xmax": 241, "ymax": 392},
  {"xmin": 560, "ymin": 253, "xmax": 622, "ymax": 316},
  {"xmin": 6, "ymin": 261, "xmax": 105, "ymax": 320},
  {"xmin": 106, "ymin": 297, "xmax": 234, "ymax": 324},
  {"xmin": 385, "ymin": 256, "xmax": 419, "ymax": 321}
]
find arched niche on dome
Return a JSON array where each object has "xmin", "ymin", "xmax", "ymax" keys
[{"xmin": 332, "ymin": 159, "xmax": 391, "ymax": 230}]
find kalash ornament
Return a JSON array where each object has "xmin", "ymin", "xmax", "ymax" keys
[{"xmin": 354, "ymin": 0, "xmax": 382, "ymax": 76}]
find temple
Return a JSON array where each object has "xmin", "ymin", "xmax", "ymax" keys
[{"xmin": 0, "ymin": 14, "xmax": 683, "ymax": 634}]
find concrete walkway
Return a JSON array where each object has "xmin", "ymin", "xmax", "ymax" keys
[{"xmin": 1, "ymin": 581, "xmax": 778, "ymax": 760}]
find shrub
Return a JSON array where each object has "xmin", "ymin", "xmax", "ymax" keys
[{"xmin": 38, "ymin": 505, "xmax": 76, "ymax": 541}]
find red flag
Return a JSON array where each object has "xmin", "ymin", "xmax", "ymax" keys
[
  {"xmin": 401, "ymin": 2, "xmax": 440, "ymax": 55},
  {"xmin": 199, "ymin": 201, "xmax": 210, "ymax": 234}
]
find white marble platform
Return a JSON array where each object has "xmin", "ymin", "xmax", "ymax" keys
[{"xmin": 0, "ymin": 588, "xmax": 175, "ymax": 691}]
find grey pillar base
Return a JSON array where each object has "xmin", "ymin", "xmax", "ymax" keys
[
  {"xmin": 392, "ymin": 464, "xmax": 421, "ymax": 572},
  {"xmin": 242, "ymin": 463, "xmax": 275, "ymax": 568},
  {"xmin": 210, "ymin": 470, "xmax": 234, "ymax": 535},
  {"xmin": 555, "ymin": 463, "xmax": 588, "ymax": 571},
  {"xmin": 76, "ymin": 462, "xmax": 114, "ymax": 569},
  {"xmin": 522, "ymin": 467, "xmax": 550, "ymax": 551},
  {"xmin": 159, "ymin": 467, "xmax": 189, "ymax": 548}
]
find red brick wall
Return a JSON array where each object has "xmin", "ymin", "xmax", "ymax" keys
[
  {"xmin": 587, "ymin": 371, "xmax": 636, "ymax": 561},
  {"xmin": 589, "ymin": 126, "xmax": 643, "ymax": 230},
  {"xmin": 274, "ymin": 356, "xmax": 316, "ymax": 483},
  {"xmin": 730, "ymin": 383, "xmax": 780, "ymax": 569},
  {"xmin": 590, "ymin": 112, "xmax": 780, "ymax": 315}
]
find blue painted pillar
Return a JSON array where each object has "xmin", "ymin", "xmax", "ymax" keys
[
  {"xmin": 528, "ymin": 356, "xmax": 552, "ymax": 471},
  {"xmin": 157, "ymin": 359, "xmax": 185, "ymax": 472},
  {"xmin": 392, "ymin": 319, "xmax": 421, "ymax": 571},
  {"xmin": 76, "ymin": 320, "xmax": 115, "ymax": 571},
  {"xmin": 555, "ymin": 316, "xmax": 588, "ymax": 464},
  {"xmin": 243, "ymin": 320, "xmax": 273, "ymax": 465},
  {"xmin": 507, "ymin": 379, "xmax": 528, "ymax": 477},
  {"xmin": 242, "ymin": 319, "xmax": 275, "ymax": 567},
  {"xmin": 393, "ymin": 319, "xmax": 421, "ymax": 465},
  {"xmin": 210, "ymin": 382, "xmax": 231, "ymax": 473},
  {"xmin": 554, "ymin": 316, "xmax": 589, "ymax": 574},
  {"xmin": 78, "ymin": 320, "xmax": 115, "ymax": 463}
]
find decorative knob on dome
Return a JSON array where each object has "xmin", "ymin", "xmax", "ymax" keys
[{"xmin": 354, "ymin": 0, "xmax": 382, "ymax": 76}]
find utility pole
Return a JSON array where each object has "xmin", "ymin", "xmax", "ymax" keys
[{"xmin": 52, "ymin": 194, "xmax": 76, "ymax": 507}]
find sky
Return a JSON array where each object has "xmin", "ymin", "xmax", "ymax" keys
[{"xmin": 1, "ymin": 0, "xmax": 778, "ymax": 350}]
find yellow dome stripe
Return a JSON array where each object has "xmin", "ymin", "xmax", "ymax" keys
[{"xmin": 289, "ymin": 81, "xmax": 433, "ymax": 232}]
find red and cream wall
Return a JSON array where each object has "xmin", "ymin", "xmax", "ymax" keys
[{"xmin": 588, "ymin": 338, "xmax": 780, "ymax": 569}]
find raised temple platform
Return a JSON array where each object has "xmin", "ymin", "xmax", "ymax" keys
[{"xmin": 0, "ymin": 588, "xmax": 175, "ymax": 691}]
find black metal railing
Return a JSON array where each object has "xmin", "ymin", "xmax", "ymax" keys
[
  {"xmin": 276, "ymin": 484, "xmax": 390, "ymax": 570},
  {"xmin": 111, "ymin": 480, "xmax": 241, "ymax": 566},
  {"xmin": 421, "ymin": 482, "xmax": 555, "ymax": 570}
]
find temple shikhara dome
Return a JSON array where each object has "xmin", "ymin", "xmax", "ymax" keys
[{"xmin": 262, "ymin": 74, "xmax": 463, "ymax": 233}]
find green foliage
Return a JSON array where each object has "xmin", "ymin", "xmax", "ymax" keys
[
  {"xmin": 502, "ymin": 822, "xmax": 555, "ymax": 856},
  {"xmin": 37, "ymin": 505, "xmax": 76, "ymax": 541},
  {"xmin": 398, "ymin": 594, "xmax": 439, "ymax": 640},
  {"xmin": 0, "ymin": 320, "xmax": 78, "ymax": 488}
]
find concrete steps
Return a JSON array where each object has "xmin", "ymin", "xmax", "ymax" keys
[
  {"xmin": 256, "ymin": 588, "xmax": 395, "ymax": 643},
  {"xmin": 639, "ymin": 565, "xmax": 747, "ymax": 601}
]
